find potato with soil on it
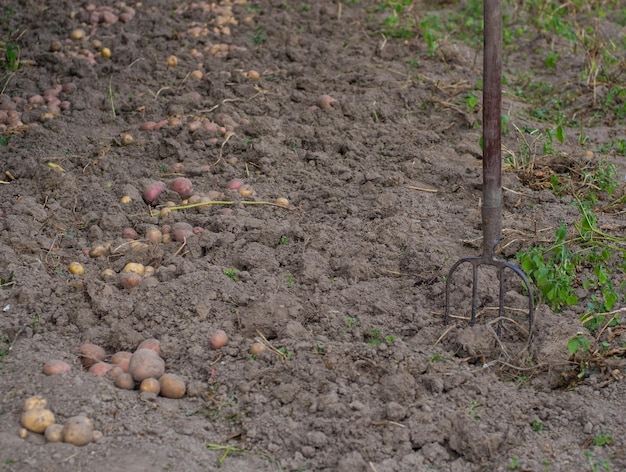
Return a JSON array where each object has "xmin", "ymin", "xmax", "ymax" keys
[
  {"xmin": 159, "ymin": 373, "xmax": 186, "ymax": 399},
  {"xmin": 142, "ymin": 180, "xmax": 166, "ymax": 204},
  {"xmin": 129, "ymin": 348, "xmax": 165, "ymax": 381},
  {"xmin": 139, "ymin": 377, "xmax": 161, "ymax": 395},
  {"xmin": 114, "ymin": 372, "xmax": 135, "ymax": 390},
  {"xmin": 119, "ymin": 271, "xmax": 142, "ymax": 289},
  {"xmin": 42, "ymin": 359, "xmax": 71, "ymax": 376},
  {"xmin": 23, "ymin": 396, "xmax": 47, "ymax": 411},
  {"xmin": 88, "ymin": 361, "xmax": 113, "ymax": 377},
  {"xmin": 78, "ymin": 342, "xmax": 106, "ymax": 368},
  {"xmin": 210, "ymin": 330, "xmax": 228, "ymax": 350},
  {"xmin": 137, "ymin": 338, "xmax": 162, "ymax": 357},
  {"xmin": 44, "ymin": 424, "xmax": 64, "ymax": 443},
  {"xmin": 62, "ymin": 415, "xmax": 95, "ymax": 446},
  {"xmin": 21, "ymin": 408, "xmax": 55, "ymax": 433},
  {"xmin": 168, "ymin": 177, "xmax": 194, "ymax": 199}
]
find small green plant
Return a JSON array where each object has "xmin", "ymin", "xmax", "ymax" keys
[
  {"xmin": 464, "ymin": 91, "xmax": 479, "ymax": 113},
  {"xmin": 278, "ymin": 235, "xmax": 288, "ymax": 245},
  {"xmin": 286, "ymin": 274, "xmax": 295, "ymax": 288},
  {"xmin": 345, "ymin": 317, "xmax": 358, "ymax": 329},
  {"xmin": 544, "ymin": 50, "xmax": 559, "ymax": 69},
  {"xmin": 592, "ymin": 433, "xmax": 613, "ymax": 447},
  {"xmin": 249, "ymin": 29, "xmax": 268, "ymax": 45},
  {"xmin": 508, "ymin": 457, "xmax": 520, "ymax": 470},
  {"xmin": 467, "ymin": 401, "xmax": 481, "ymax": 420},
  {"xmin": 567, "ymin": 332, "xmax": 591, "ymax": 356},
  {"xmin": 223, "ymin": 268, "xmax": 239, "ymax": 282},
  {"xmin": 532, "ymin": 418, "xmax": 544, "ymax": 432},
  {"xmin": 3, "ymin": 43, "xmax": 20, "ymax": 72},
  {"xmin": 315, "ymin": 344, "xmax": 325, "ymax": 354},
  {"xmin": 428, "ymin": 353, "xmax": 441, "ymax": 362},
  {"xmin": 517, "ymin": 223, "xmax": 579, "ymax": 311},
  {"xmin": 584, "ymin": 449, "xmax": 612, "ymax": 472},
  {"xmin": 277, "ymin": 346, "xmax": 292, "ymax": 359},
  {"xmin": 366, "ymin": 327, "xmax": 383, "ymax": 346}
]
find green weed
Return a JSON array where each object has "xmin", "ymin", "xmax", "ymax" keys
[
  {"xmin": 592, "ymin": 433, "xmax": 613, "ymax": 447},
  {"xmin": 223, "ymin": 268, "xmax": 238, "ymax": 282},
  {"xmin": 249, "ymin": 29, "xmax": 268, "ymax": 45}
]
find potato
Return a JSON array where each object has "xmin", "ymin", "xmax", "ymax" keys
[
  {"xmin": 21, "ymin": 408, "xmax": 55, "ymax": 433},
  {"xmin": 68, "ymin": 262, "xmax": 84, "ymax": 275},
  {"xmin": 89, "ymin": 362, "xmax": 113, "ymax": 377},
  {"xmin": 210, "ymin": 330, "xmax": 228, "ymax": 350},
  {"xmin": 23, "ymin": 395, "xmax": 47, "ymax": 411},
  {"xmin": 111, "ymin": 351, "xmax": 132, "ymax": 366},
  {"xmin": 129, "ymin": 348, "xmax": 165, "ymax": 381},
  {"xmin": 317, "ymin": 94, "xmax": 337, "ymax": 110},
  {"xmin": 107, "ymin": 365, "xmax": 124, "ymax": 379},
  {"xmin": 79, "ymin": 343, "xmax": 106, "ymax": 368},
  {"xmin": 62, "ymin": 415, "xmax": 94, "ymax": 446},
  {"xmin": 145, "ymin": 225, "xmax": 163, "ymax": 244},
  {"xmin": 143, "ymin": 181, "xmax": 166, "ymax": 204},
  {"xmin": 275, "ymin": 197, "xmax": 289, "ymax": 208},
  {"xmin": 114, "ymin": 372, "xmax": 135, "ymax": 390},
  {"xmin": 42, "ymin": 359, "xmax": 71, "ymax": 376},
  {"xmin": 159, "ymin": 373, "xmax": 186, "ymax": 399},
  {"xmin": 123, "ymin": 262, "xmax": 145, "ymax": 276},
  {"xmin": 119, "ymin": 271, "xmax": 142, "ymax": 289},
  {"xmin": 140, "ymin": 377, "xmax": 161, "ymax": 395},
  {"xmin": 171, "ymin": 222, "xmax": 194, "ymax": 242},
  {"xmin": 168, "ymin": 177, "xmax": 194, "ymax": 199},
  {"xmin": 137, "ymin": 338, "xmax": 162, "ymax": 357},
  {"xmin": 45, "ymin": 423, "xmax": 64, "ymax": 442},
  {"xmin": 250, "ymin": 342, "xmax": 266, "ymax": 356}
]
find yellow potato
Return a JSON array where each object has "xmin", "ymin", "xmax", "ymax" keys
[
  {"xmin": 21, "ymin": 408, "xmax": 55, "ymax": 433},
  {"xmin": 45, "ymin": 424, "xmax": 64, "ymax": 442},
  {"xmin": 159, "ymin": 373, "xmax": 186, "ymax": 399},
  {"xmin": 62, "ymin": 415, "xmax": 94, "ymax": 446},
  {"xmin": 23, "ymin": 395, "xmax": 47, "ymax": 411},
  {"xmin": 139, "ymin": 377, "xmax": 161, "ymax": 395}
]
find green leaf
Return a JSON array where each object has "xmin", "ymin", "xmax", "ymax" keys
[
  {"xmin": 566, "ymin": 295, "xmax": 579, "ymax": 306},
  {"xmin": 567, "ymin": 337, "xmax": 580, "ymax": 355},
  {"xmin": 555, "ymin": 123, "xmax": 565, "ymax": 144}
]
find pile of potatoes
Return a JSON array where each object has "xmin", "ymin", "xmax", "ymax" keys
[
  {"xmin": 19, "ymin": 396, "xmax": 101, "ymax": 446},
  {"xmin": 79, "ymin": 339, "xmax": 187, "ymax": 399}
]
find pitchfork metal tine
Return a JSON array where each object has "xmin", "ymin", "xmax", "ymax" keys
[{"xmin": 444, "ymin": 256, "xmax": 535, "ymax": 342}]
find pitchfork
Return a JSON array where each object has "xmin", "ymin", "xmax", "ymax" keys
[{"xmin": 444, "ymin": 0, "xmax": 534, "ymax": 341}]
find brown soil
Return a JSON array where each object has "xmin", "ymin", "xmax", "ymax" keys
[{"xmin": 1, "ymin": 1, "xmax": 625, "ymax": 471}]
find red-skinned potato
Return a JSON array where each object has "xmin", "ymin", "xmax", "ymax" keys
[
  {"xmin": 137, "ymin": 338, "xmax": 162, "ymax": 357},
  {"xmin": 79, "ymin": 343, "xmax": 106, "ymax": 368},
  {"xmin": 210, "ymin": 330, "xmax": 228, "ymax": 350},
  {"xmin": 89, "ymin": 361, "xmax": 113, "ymax": 377},
  {"xmin": 129, "ymin": 348, "xmax": 165, "ymax": 381},
  {"xmin": 171, "ymin": 222, "xmax": 194, "ymax": 242},
  {"xmin": 143, "ymin": 181, "xmax": 166, "ymax": 204},
  {"xmin": 168, "ymin": 177, "xmax": 194, "ymax": 199},
  {"xmin": 111, "ymin": 351, "xmax": 132, "ymax": 372},
  {"xmin": 43, "ymin": 359, "xmax": 71, "ymax": 375}
]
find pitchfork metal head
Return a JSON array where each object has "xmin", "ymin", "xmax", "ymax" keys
[{"xmin": 444, "ymin": 203, "xmax": 534, "ymax": 343}]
